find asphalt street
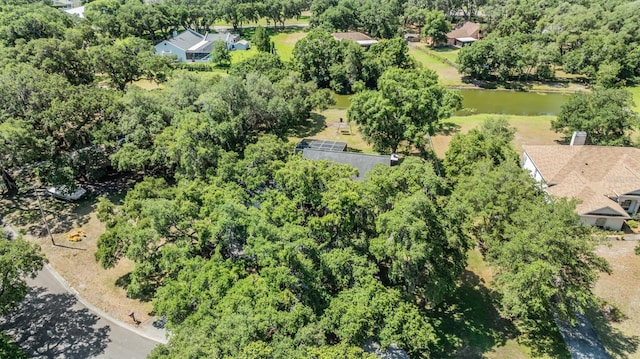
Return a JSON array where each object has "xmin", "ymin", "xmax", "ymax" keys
[{"xmin": 1, "ymin": 221, "xmax": 160, "ymax": 358}]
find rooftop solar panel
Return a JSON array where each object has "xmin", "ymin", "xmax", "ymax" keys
[{"xmin": 295, "ymin": 139, "xmax": 347, "ymax": 153}]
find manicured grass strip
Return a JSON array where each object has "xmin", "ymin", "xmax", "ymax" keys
[{"xmin": 408, "ymin": 45, "xmax": 464, "ymax": 87}]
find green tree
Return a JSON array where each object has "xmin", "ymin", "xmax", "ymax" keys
[
  {"xmin": 84, "ymin": 0, "xmax": 123, "ymax": 38},
  {"xmin": 292, "ymin": 30, "xmax": 338, "ymax": 88},
  {"xmin": 443, "ymin": 118, "xmax": 519, "ymax": 183},
  {"xmin": 551, "ymin": 88, "xmax": 639, "ymax": 146},
  {"xmin": 0, "ymin": 233, "xmax": 46, "ymax": 315},
  {"xmin": 447, "ymin": 160, "xmax": 540, "ymax": 254},
  {"xmin": 371, "ymin": 191, "xmax": 468, "ymax": 303},
  {"xmin": 91, "ymin": 37, "xmax": 172, "ymax": 91},
  {"xmin": 422, "ymin": 10, "xmax": 450, "ymax": 45},
  {"xmin": 0, "ymin": 64, "xmax": 120, "ymax": 188},
  {"xmin": 230, "ymin": 53, "xmax": 287, "ymax": 82},
  {"xmin": 494, "ymin": 198, "xmax": 610, "ymax": 327},
  {"xmin": 210, "ymin": 40, "xmax": 231, "ymax": 66},
  {"xmin": 252, "ymin": 25, "xmax": 272, "ymax": 53},
  {"xmin": 347, "ymin": 68, "xmax": 461, "ymax": 154}
]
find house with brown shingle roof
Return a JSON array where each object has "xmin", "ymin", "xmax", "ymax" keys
[
  {"xmin": 446, "ymin": 22, "xmax": 480, "ymax": 47},
  {"xmin": 522, "ymin": 143, "xmax": 640, "ymax": 230},
  {"xmin": 332, "ymin": 32, "xmax": 378, "ymax": 47}
]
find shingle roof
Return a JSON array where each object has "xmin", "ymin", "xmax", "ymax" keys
[
  {"xmin": 446, "ymin": 22, "xmax": 480, "ymax": 40},
  {"xmin": 301, "ymin": 149, "xmax": 390, "ymax": 180},
  {"xmin": 523, "ymin": 145, "xmax": 640, "ymax": 216},
  {"xmin": 167, "ymin": 30, "xmax": 239, "ymax": 52},
  {"xmin": 332, "ymin": 32, "xmax": 375, "ymax": 41},
  {"xmin": 167, "ymin": 29, "xmax": 204, "ymax": 51}
]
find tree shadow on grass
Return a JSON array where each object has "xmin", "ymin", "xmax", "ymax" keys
[
  {"xmin": 430, "ymin": 270, "xmax": 518, "ymax": 358},
  {"xmin": 437, "ymin": 122, "xmax": 461, "ymax": 136},
  {"xmin": 587, "ymin": 305, "xmax": 640, "ymax": 358},
  {"xmin": 0, "ymin": 287, "xmax": 111, "ymax": 358},
  {"xmin": 288, "ymin": 113, "xmax": 327, "ymax": 138}
]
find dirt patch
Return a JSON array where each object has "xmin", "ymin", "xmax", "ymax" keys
[
  {"xmin": 593, "ymin": 240, "xmax": 640, "ymax": 358},
  {"xmin": 1, "ymin": 176, "xmax": 153, "ymax": 327}
]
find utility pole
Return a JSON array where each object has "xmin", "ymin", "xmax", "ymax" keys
[{"xmin": 35, "ymin": 189, "xmax": 56, "ymax": 246}]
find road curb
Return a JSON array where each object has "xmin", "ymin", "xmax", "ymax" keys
[
  {"xmin": 3, "ymin": 220, "xmax": 168, "ymax": 345},
  {"xmin": 42, "ymin": 263, "xmax": 169, "ymax": 345}
]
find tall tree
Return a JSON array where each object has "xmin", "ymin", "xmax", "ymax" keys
[
  {"xmin": 551, "ymin": 88, "xmax": 639, "ymax": 146},
  {"xmin": 422, "ymin": 10, "xmax": 450, "ymax": 45},
  {"xmin": 443, "ymin": 118, "xmax": 519, "ymax": 183},
  {"xmin": 292, "ymin": 31, "xmax": 338, "ymax": 88},
  {"xmin": 251, "ymin": 25, "xmax": 272, "ymax": 53},
  {"xmin": 347, "ymin": 68, "xmax": 461, "ymax": 155},
  {"xmin": 91, "ymin": 37, "xmax": 173, "ymax": 91},
  {"xmin": 494, "ymin": 198, "xmax": 610, "ymax": 327},
  {"xmin": 0, "ymin": 233, "xmax": 46, "ymax": 316},
  {"xmin": 210, "ymin": 40, "xmax": 231, "ymax": 65}
]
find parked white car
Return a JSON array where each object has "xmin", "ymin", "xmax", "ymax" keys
[{"xmin": 46, "ymin": 185, "xmax": 87, "ymax": 201}]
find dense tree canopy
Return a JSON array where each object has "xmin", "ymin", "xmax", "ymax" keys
[
  {"xmin": 96, "ymin": 143, "xmax": 467, "ymax": 357},
  {"xmin": 460, "ymin": 0, "xmax": 640, "ymax": 84},
  {"xmin": 293, "ymin": 31, "xmax": 415, "ymax": 94},
  {"xmin": 551, "ymin": 88, "xmax": 639, "ymax": 146},
  {"xmin": 348, "ymin": 68, "xmax": 461, "ymax": 154},
  {"xmin": 446, "ymin": 131, "xmax": 610, "ymax": 332},
  {"xmin": 443, "ymin": 118, "xmax": 519, "ymax": 182}
]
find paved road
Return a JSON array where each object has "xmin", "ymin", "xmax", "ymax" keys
[
  {"xmin": 1, "ymin": 221, "xmax": 161, "ymax": 358},
  {"xmin": 555, "ymin": 313, "xmax": 611, "ymax": 359}
]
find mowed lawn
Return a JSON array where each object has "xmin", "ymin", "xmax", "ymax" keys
[{"xmin": 408, "ymin": 44, "xmax": 465, "ymax": 87}]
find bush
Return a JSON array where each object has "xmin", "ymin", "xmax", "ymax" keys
[{"xmin": 627, "ymin": 219, "xmax": 638, "ymax": 228}]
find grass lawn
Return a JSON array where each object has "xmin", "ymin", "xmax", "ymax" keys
[
  {"xmin": 288, "ymin": 109, "xmax": 560, "ymax": 160},
  {"xmin": 271, "ymin": 31, "xmax": 306, "ymax": 61},
  {"xmin": 288, "ymin": 109, "xmax": 374, "ymax": 153},
  {"xmin": 213, "ymin": 12, "xmax": 311, "ymax": 27},
  {"xmin": 408, "ymin": 43, "xmax": 586, "ymax": 93},
  {"xmin": 628, "ymin": 85, "xmax": 640, "ymax": 112},
  {"xmin": 409, "ymin": 44, "xmax": 465, "ymax": 87},
  {"xmin": 592, "ymin": 240, "xmax": 640, "ymax": 358},
  {"xmin": 432, "ymin": 114, "xmax": 560, "ymax": 158},
  {"xmin": 435, "ymin": 248, "xmax": 569, "ymax": 358},
  {"xmin": 431, "ymin": 46, "xmax": 460, "ymax": 64}
]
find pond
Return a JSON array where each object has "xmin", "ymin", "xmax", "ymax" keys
[
  {"xmin": 457, "ymin": 89, "xmax": 570, "ymax": 116},
  {"xmin": 331, "ymin": 89, "xmax": 571, "ymax": 116}
]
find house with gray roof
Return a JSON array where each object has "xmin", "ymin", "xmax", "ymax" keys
[
  {"xmin": 155, "ymin": 29, "xmax": 249, "ymax": 62},
  {"xmin": 295, "ymin": 139, "xmax": 398, "ymax": 180}
]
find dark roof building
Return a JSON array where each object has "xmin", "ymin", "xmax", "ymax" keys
[{"xmin": 296, "ymin": 139, "xmax": 397, "ymax": 180}]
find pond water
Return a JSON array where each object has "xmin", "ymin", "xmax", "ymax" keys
[
  {"xmin": 457, "ymin": 89, "xmax": 570, "ymax": 116},
  {"xmin": 331, "ymin": 89, "xmax": 571, "ymax": 116}
]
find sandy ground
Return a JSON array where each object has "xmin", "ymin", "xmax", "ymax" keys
[
  {"xmin": 594, "ymin": 240, "xmax": 640, "ymax": 358},
  {"xmin": 1, "ymin": 178, "xmax": 154, "ymax": 326}
]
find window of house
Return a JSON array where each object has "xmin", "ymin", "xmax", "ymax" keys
[
  {"xmin": 621, "ymin": 200, "xmax": 632, "ymax": 209},
  {"xmin": 595, "ymin": 218, "xmax": 607, "ymax": 227}
]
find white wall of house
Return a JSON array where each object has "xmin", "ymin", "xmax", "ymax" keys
[
  {"xmin": 522, "ymin": 152, "xmax": 545, "ymax": 183},
  {"xmin": 155, "ymin": 41, "xmax": 186, "ymax": 62},
  {"xmin": 580, "ymin": 215, "xmax": 625, "ymax": 231},
  {"xmin": 617, "ymin": 195, "xmax": 640, "ymax": 215}
]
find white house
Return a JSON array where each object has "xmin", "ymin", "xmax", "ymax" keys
[
  {"xmin": 522, "ymin": 141, "xmax": 640, "ymax": 231},
  {"xmin": 155, "ymin": 29, "xmax": 249, "ymax": 62}
]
